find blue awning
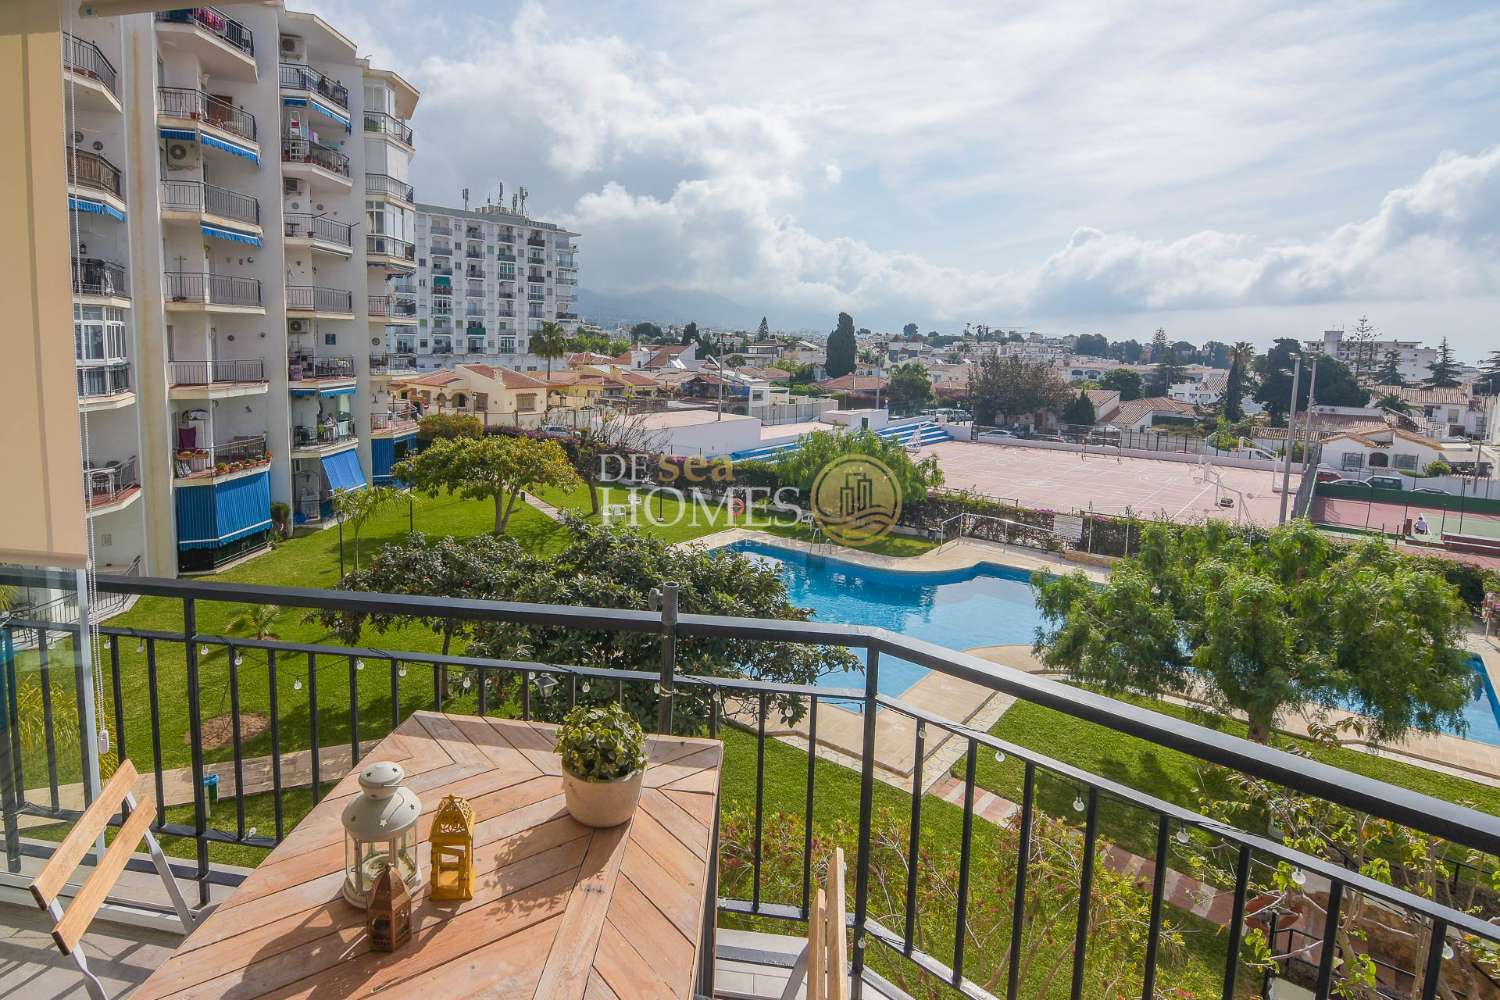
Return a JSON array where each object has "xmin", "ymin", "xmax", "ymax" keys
[
  {"xmin": 370, "ymin": 437, "xmax": 395, "ymax": 478},
  {"xmin": 320, "ymin": 385, "xmax": 356, "ymax": 397},
  {"xmin": 68, "ymin": 195, "xmax": 125, "ymax": 222},
  {"xmin": 321, "ymin": 449, "xmax": 366, "ymax": 493},
  {"xmin": 175, "ymin": 471, "xmax": 272, "ymax": 550},
  {"xmin": 160, "ymin": 127, "xmax": 196, "ymax": 142},
  {"xmin": 200, "ymin": 132, "xmax": 260, "ymax": 163},
  {"xmin": 201, "ymin": 223, "xmax": 261, "ymax": 247},
  {"xmin": 282, "ymin": 95, "xmax": 352, "ymax": 132}
]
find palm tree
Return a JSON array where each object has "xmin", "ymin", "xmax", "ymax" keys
[
  {"xmin": 532, "ymin": 321, "xmax": 569, "ymax": 380},
  {"xmin": 226, "ymin": 604, "xmax": 282, "ymax": 641}
]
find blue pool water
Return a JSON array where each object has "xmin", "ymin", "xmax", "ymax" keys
[
  {"xmin": 731, "ymin": 540, "xmax": 1500, "ymax": 746},
  {"xmin": 729, "ymin": 540, "xmax": 1046, "ymax": 699}
]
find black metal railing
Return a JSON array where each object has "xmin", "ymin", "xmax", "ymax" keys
[
  {"xmin": 160, "ymin": 179, "xmax": 260, "ymax": 226},
  {"xmin": 163, "ymin": 271, "xmax": 262, "ymax": 307},
  {"xmin": 62, "ymin": 32, "xmax": 118, "ymax": 96},
  {"xmin": 157, "ymin": 87, "xmax": 256, "ymax": 142},
  {"xmin": 167, "ymin": 358, "xmax": 265, "ymax": 385},
  {"xmin": 366, "ymin": 234, "xmax": 415, "ymax": 262},
  {"xmin": 72, "ymin": 257, "xmax": 128, "ymax": 298},
  {"xmin": 371, "ymin": 403, "xmax": 418, "ymax": 432},
  {"xmin": 283, "ymin": 213, "xmax": 353, "ymax": 247},
  {"xmin": 286, "ymin": 285, "xmax": 353, "ymax": 313},
  {"xmin": 75, "ymin": 362, "xmax": 130, "ymax": 398},
  {"xmin": 2, "ymin": 568, "xmax": 1498, "ymax": 1000},
  {"xmin": 278, "ymin": 62, "xmax": 348, "ymax": 109},
  {"xmin": 66, "ymin": 150, "xmax": 122, "ymax": 198},
  {"xmin": 369, "ymin": 353, "xmax": 416, "ymax": 375},
  {"xmin": 281, "ymin": 138, "xmax": 350, "ymax": 178},
  {"xmin": 368, "ymin": 295, "xmax": 416, "ymax": 318},
  {"xmin": 527, "ymin": 236, "xmax": 545, "ymax": 247},
  {"xmin": 363, "ymin": 111, "xmax": 413, "ymax": 145},
  {"xmin": 365, "ymin": 173, "xmax": 414, "ymax": 202},
  {"xmin": 293, "ymin": 418, "xmax": 356, "ymax": 447},
  {"xmin": 287, "ymin": 355, "xmax": 354, "ymax": 380},
  {"xmin": 154, "ymin": 8, "xmax": 254, "ymax": 55}
]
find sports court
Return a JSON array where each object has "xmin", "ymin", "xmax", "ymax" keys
[
  {"xmin": 1311, "ymin": 497, "xmax": 1500, "ymax": 541},
  {"xmin": 923, "ymin": 440, "xmax": 1294, "ymax": 526}
]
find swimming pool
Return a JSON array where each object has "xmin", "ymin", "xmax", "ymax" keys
[{"xmin": 731, "ymin": 540, "xmax": 1500, "ymax": 747}]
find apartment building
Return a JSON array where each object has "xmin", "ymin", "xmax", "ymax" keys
[
  {"xmin": 1310, "ymin": 327, "xmax": 1437, "ymax": 384},
  {"xmin": 61, "ymin": 3, "xmax": 417, "ymax": 576},
  {"xmin": 408, "ymin": 202, "xmax": 579, "ymax": 372}
]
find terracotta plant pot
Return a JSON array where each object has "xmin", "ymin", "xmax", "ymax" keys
[{"xmin": 562, "ymin": 768, "xmax": 643, "ymax": 828}]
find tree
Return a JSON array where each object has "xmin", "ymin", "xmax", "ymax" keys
[
  {"xmin": 1146, "ymin": 348, "xmax": 1184, "ymax": 397},
  {"xmin": 1374, "ymin": 392, "xmax": 1410, "ymax": 414},
  {"xmin": 1149, "ymin": 327, "xmax": 1169, "ymax": 362},
  {"xmin": 680, "ymin": 321, "xmax": 699, "ymax": 347},
  {"xmin": 1073, "ymin": 333, "xmax": 1109, "ymax": 358},
  {"xmin": 394, "ymin": 434, "xmax": 581, "ymax": 534},
  {"xmin": 756, "ymin": 316, "xmax": 769, "ymax": 340},
  {"xmin": 320, "ymin": 519, "xmax": 854, "ymax": 729},
  {"xmin": 1032, "ymin": 520, "xmax": 1477, "ymax": 743},
  {"xmin": 1375, "ymin": 348, "xmax": 1406, "ymax": 386},
  {"xmin": 1171, "ymin": 340, "xmax": 1198, "ymax": 364},
  {"xmin": 570, "ymin": 407, "xmax": 666, "ymax": 515},
  {"xmin": 968, "ymin": 353, "xmax": 1075, "ymax": 427},
  {"xmin": 628, "ymin": 321, "xmax": 662, "ymax": 344},
  {"xmin": 1061, "ymin": 390, "xmax": 1095, "ymax": 426},
  {"xmin": 1347, "ymin": 314, "xmax": 1380, "ymax": 385},
  {"xmin": 901, "ymin": 322, "xmax": 919, "ymax": 339},
  {"xmin": 1223, "ymin": 341, "xmax": 1254, "ymax": 421},
  {"xmin": 1254, "ymin": 338, "xmax": 1367, "ymax": 422},
  {"xmin": 1099, "ymin": 368, "xmax": 1143, "ymax": 402},
  {"xmin": 1201, "ymin": 340, "xmax": 1231, "ymax": 368},
  {"xmin": 532, "ymin": 320, "xmax": 570, "ymax": 380},
  {"xmin": 1426, "ymin": 336, "xmax": 1461, "ymax": 388},
  {"xmin": 886, "ymin": 361, "xmax": 932, "ymax": 413},
  {"xmin": 776, "ymin": 429, "xmax": 942, "ymax": 503},
  {"xmin": 1477, "ymin": 348, "xmax": 1500, "ymax": 395},
  {"xmin": 1109, "ymin": 338, "xmax": 1144, "ymax": 363},
  {"xmin": 826, "ymin": 312, "xmax": 857, "ymax": 377},
  {"xmin": 417, "ymin": 412, "xmax": 483, "ymax": 441},
  {"xmin": 332, "ymin": 485, "xmax": 406, "ymax": 573}
]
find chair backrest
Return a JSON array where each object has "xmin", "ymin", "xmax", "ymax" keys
[
  {"xmin": 30, "ymin": 759, "xmax": 155, "ymax": 957},
  {"xmin": 801, "ymin": 847, "xmax": 848, "ymax": 1000}
]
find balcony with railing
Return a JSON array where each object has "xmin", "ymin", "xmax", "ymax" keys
[
  {"xmin": 370, "ymin": 402, "xmax": 419, "ymax": 435},
  {"xmin": 161, "ymin": 179, "xmax": 260, "ymax": 227},
  {"xmin": 363, "ymin": 111, "xmax": 413, "ymax": 145},
  {"xmin": 431, "ymin": 336, "xmax": 453, "ymax": 354},
  {"xmin": 287, "ymin": 354, "xmax": 354, "ymax": 381},
  {"xmin": 157, "ymin": 87, "xmax": 257, "ymax": 143},
  {"xmin": 167, "ymin": 358, "xmax": 265, "ymax": 385},
  {"xmin": 556, "ymin": 311, "xmax": 579, "ymax": 321},
  {"xmin": 62, "ymin": 31, "xmax": 118, "ymax": 99},
  {"xmin": 84, "ymin": 455, "xmax": 140, "ymax": 512},
  {"xmin": 464, "ymin": 246, "xmax": 484, "ymax": 260},
  {"xmin": 365, "ymin": 173, "xmax": 415, "ymax": 202},
  {"xmin": 172, "ymin": 434, "xmax": 269, "ymax": 480},
  {"xmin": 368, "ymin": 295, "xmax": 416, "ymax": 319},
  {"xmin": 283, "ymin": 212, "xmax": 353, "ymax": 249},
  {"xmin": 285, "ymin": 285, "xmax": 353, "ymax": 315},
  {"xmin": 2, "ymin": 568, "xmax": 1497, "ymax": 1000},
  {"xmin": 163, "ymin": 271, "xmax": 262, "ymax": 308},
  {"xmin": 278, "ymin": 62, "xmax": 349, "ymax": 110},
  {"xmin": 281, "ymin": 138, "xmax": 351, "ymax": 179},
  {"xmin": 66, "ymin": 150, "xmax": 122, "ymax": 200},
  {"xmin": 496, "ymin": 251, "xmax": 516, "ymax": 263},
  {"xmin": 293, "ymin": 416, "xmax": 356, "ymax": 449},
  {"xmin": 71, "ymin": 257, "xmax": 128, "ymax": 299},
  {"xmin": 465, "ymin": 225, "xmax": 482, "ymax": 239},
  {"xmin": 527, "ymin": 235, "xmax": 546, "ymax": 247},
  {"xmin": 366, "ymin": 233, "xmax": 416, "ymax": 264},
  {"xmin": 75, "ymin": 362, "xmax": 130, "ymax": 399},
  {"xmin": 368, "ymin": 352, "xmax": 417, "ymax": 375},
  {"xmin": 527, "ymin": 251, "xmax": 545, "ymax": 265},
  {"xmin": 154, "ymin": 7, "xmax": 255, "ymax": 57}
]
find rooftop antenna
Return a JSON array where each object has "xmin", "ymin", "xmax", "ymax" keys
[
  {"xmin": 519, "ymin": 186, "xmax": 528, "ymax": 216},
  {"xmin": 462, "ymin": 187, "xmax": 469, "ymax": 211},
  {"xmin": 497, "ymin": 180, "xmax": 503, "ymax": 206},
  {"xmin": 511, "ymin": 191, "xmax": 518, "ymax": 213}
]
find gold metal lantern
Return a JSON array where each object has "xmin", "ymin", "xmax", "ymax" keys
[
  {"xmin": 340, "ymin": 761, "xmax": 422, "ymax": 906},
  {"xmin": 429, "ymin": 794, "xmax": 476, "ymax": 901}
]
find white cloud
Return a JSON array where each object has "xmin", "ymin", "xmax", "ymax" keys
[{"xmin": 823, "ymin": 161, "xmax": 842, "ymax": 185}]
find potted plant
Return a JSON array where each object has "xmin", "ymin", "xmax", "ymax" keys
[{"xmin": 555, "ymin": 703, "xmax": 647, "ymax": 827}]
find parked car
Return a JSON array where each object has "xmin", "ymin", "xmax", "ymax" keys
[
  {"xmin": 1411, "ymin": 487, "xmax": 1451, "ymax": 495},
  {"xmin": 538, "ymin": 424, "xmax": 573, "ymax": 438},
  {"xmin": 978, "ymin": 429, "xmax": 1017, "ymax": 441},
  {"xmin": 1314, "ymin": 470, "xmax": 1344, "ymax": 484},
  {"xmin": 1367, "ymin": 475, "xmax": 1405, "ymax": 491}
]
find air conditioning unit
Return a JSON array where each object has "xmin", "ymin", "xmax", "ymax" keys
[
  {"xmin": 289, "ymin": 319, "xmax": 307, "ymax": 334},
  {"xmin": 283, "ymin": 177, "xmax": 303, "ymax": 196},
  {"xmin": 279, "ymin": 35, "xmax": 304, "ymax": 59}
]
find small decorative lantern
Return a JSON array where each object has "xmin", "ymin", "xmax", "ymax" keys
[
  {"xmin": 366, "ymin": 864, "xmax": 412, "ymax": 952},
  {"xmin": 429, "ymin": 795, "xmax": 476, "ymax": 901},
  {"xmin": 341, "ymin": 761, "xmax": 422, "ymax": 906}
]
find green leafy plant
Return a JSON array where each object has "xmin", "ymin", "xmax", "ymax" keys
[{"xmin": 555, "ymin": 703, "xmax": 646, "ymax": 782}]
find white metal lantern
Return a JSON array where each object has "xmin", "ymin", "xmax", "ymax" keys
[{"xmin": 341, "ymin": 761, "xmax": 422, "ymax": 906}]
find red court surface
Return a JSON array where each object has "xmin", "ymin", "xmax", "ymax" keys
[
  {"xmin": 1311, "ymin": 497, "xmax": 1500, "ymax": 540},
  {"xmin": 923, "ymin": 440, "xmax": 1294, "ymax": 526}
]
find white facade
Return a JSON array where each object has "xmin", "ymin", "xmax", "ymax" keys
[
  {"xmin": 1312, "ymin": 328, "xmax": 1437, "ymax": 384},
  {"xmin": 60, "ymin": 3, "xmax": 418, "ymax": 576},
  {"xmin": 408, "ymin": 202, "xmax": 579, "ymax": 372}
]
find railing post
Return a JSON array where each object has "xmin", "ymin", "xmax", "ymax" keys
[
  {"xmin": 849, "ymin": 646, "xmax": 879, "ymax": 997},
  {"xmin": 0, "ymin": 627, "xmax": 22, "ymax": 873},
  {"xmin": 183, "ymin": 598, "xmax": 210, "ymax": 905},
  {"xmin": 654, "ymin": 583, "xmax": 678, "ymax": 734}
]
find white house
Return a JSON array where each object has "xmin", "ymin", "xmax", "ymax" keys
[{"xmin": 1319, "ymin": 428, "xmax": 1446, "ymax": 475}]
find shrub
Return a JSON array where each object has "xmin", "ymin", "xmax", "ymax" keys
[
  {"xmin": 1425, "ymin": 459, "xmax": 1452, "ymax": 477},
  {"xmin": 555, "ymin": 703, "xmax": 646, "ymax": 782},
  {"xmin": 417, "ymin": 412, "xmax": 482, "ymax": 441}
]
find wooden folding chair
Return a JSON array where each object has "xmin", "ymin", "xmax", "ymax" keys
[
  {"xmin": 780, "ymin": 846, "xmax": 849, "ymax": 1000},
  {"xmin": 28, "ymin": 759, "xmax": 198, "ymax": 1000}
]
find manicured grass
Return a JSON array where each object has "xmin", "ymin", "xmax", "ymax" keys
[
  {"xmin": 757, "ymin": 521, "xmax": 939, "ymax": 558},
  {"xmin": 536, "ymin": 482, "xmax": 751, "ymax": 544}
]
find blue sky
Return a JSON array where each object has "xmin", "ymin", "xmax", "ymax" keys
[{"xmin": 308, "ymin": 0, "xmax": 1500, "ymax": 356}]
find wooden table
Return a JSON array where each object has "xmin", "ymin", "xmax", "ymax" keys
[{"xmin": 131, "ymin": 711, "xmax": 723, "ymax": 1000}]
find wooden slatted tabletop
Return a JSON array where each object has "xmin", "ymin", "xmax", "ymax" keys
[{"xmin": 130, "ymin": 711, "xmax": 723, "ymax": 1000}]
